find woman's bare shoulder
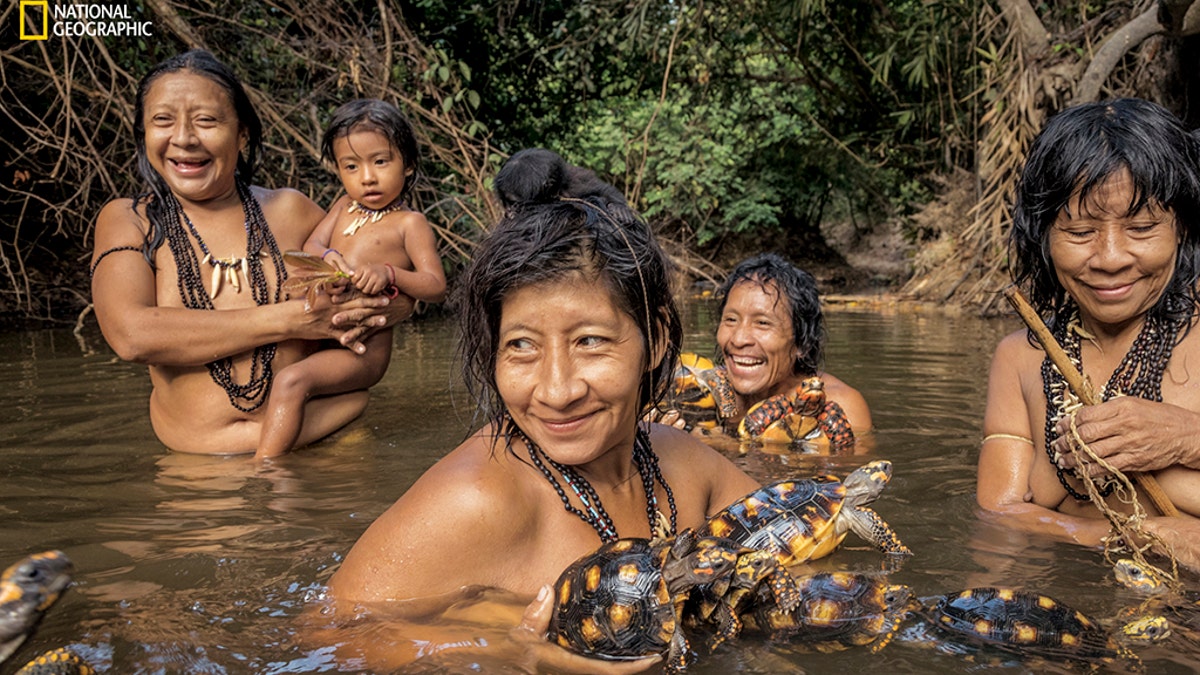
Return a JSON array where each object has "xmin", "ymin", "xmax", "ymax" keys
[
  {"xmin": 92, "ymin": 199, "xmax": 152, "ymax": 258},
  {"xmin": 404, "ymin": 431, "xmax": 528, "ymax": 521}
]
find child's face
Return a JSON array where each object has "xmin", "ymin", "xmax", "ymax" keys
[
  {"xmin": 1048, "ymin": 169, "xmax": 1179, "ymax": 332},
  {"xmin": 332, "ymin": 128, "xmax": 412, "ymax": 209}
]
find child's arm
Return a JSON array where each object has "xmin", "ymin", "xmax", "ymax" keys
[
  {"xmin": 380, "ymin": 212, "xmax": 447, "ymax": 302},
  {"xmin": 303, "ymin": 195, "xmax": 351, "ymax": 273}
]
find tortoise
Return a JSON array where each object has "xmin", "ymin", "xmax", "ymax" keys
[
  {"xmin": 1113, "ymin": 557, "xmax": 1176, "ymax": 596},
  {"xmin": 14, "ymin": 648, "xmax": 95, "ymax": 675},
  {"xmin": 661, "ymin": 353, "xmax": 738, "ymax": 431},
  {"xmin": 0, "ymin": 551, "xmax": 74, "ymax": 665},
  {"xmin": 700, "ymin": 460, "xmax": 912, "ymax": 566},
  {"xmin": 738, "ymin": 377, "xmax": 855, "ymax": 450},
  {"xmin": 900, "ymin": 587, "xmax": 1169, "ymax": 667},
  {"xmin": 739, "ymin": 571, "xmax": 914, "ymax": 653},
  {"xmin": 684, "ymin": 537, "xmax": 803, "ymax": 649},
  {"xmin": 548, "ymin": 529, "xmax": 794, "ymax": 672}
]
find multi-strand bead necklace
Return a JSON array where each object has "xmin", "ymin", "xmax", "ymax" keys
[
  {"xmin": 161, "ymin": 179, "xmax": 286, "ymax": 412},
  {"xmin": 518, "ymin": 425, "xmax": 677, "ymax": 543},
  {"xmin": 1042, "ymin": 303, "xmax": 1185, "ymax": 500}
]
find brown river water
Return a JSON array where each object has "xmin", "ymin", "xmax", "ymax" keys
[{"xmin": 4, "ymin": 300, "xmax": 1200, "ymax": 673}]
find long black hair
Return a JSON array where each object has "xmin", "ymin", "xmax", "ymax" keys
[
  {"xmin": 456, "ymin": 157, "xmax": 681, "ymax": 436},
  {"xmin": 716, "ymin": 252, "xmax": 825, "ymax": 376},
  {"xmin": 1011, "ymin": 98, "xmax": 1200, "ymax": 325},
  {"xmin": 131, "ymin": 50, "xmax": 262, "ymax": 265}
]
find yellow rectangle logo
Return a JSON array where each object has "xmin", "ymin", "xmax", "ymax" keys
[{"xmin": 20, "ymin": 0, "xmax": 49, "ymax": 40}]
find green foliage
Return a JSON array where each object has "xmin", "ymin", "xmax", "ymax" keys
[{"xmin": 1, "ymin": 0, "xmax": 993, "ymax": 321}]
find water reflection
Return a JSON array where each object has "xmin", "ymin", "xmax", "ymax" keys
[{"xmin": 1, "ymin": 306, "xmax": 1198, "ymax": 672}]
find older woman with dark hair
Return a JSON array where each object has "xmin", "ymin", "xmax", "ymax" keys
[
  {"xmin": 978, "ymin": 98, "xmax": 1200, "ymax": 571},
  {"xmin": 322, "ymin": 153, "xmax": 760, "ymax": 671},
  {"xmin": 90, "ymin": 50, "xmax": 411, "ymax": 455}
]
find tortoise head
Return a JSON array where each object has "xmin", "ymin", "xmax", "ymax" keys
[
  {"xmin": 883, "ymin": 583, "xmax": 915, "ymax": 611},
  {"xmin": 663, "ymin": 536, "xmax": 741, "ymax": 594},
  {"xmin": 793, "ymin": 377, "xmax": 826, "ymax": 416},
  {"xmin": 0, "ymin": 550, "xmax": 73, "ymax": 660},
  {"xmin": 841, "ymin": 460, "xmax": 893, "ymax": 504},
  {"xmin": 0, "ymin": 551, "xmax": 73, "ymax": 614},
  {"xmin": 1113, "ymin": 558, "xmax": 1173, "ymax": 595},
  {"xmin": 1121, "ymin": 614, "xmax": 1171, "ymax": 643}
]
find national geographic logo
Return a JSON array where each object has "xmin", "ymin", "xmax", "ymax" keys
[{"xmin": 19, "ymin": 1, "xmax": 154, "ymax": 40}]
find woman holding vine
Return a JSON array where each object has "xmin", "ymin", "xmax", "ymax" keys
[
  {"xmin": 90, "ymin": 50, "xmax": 411, "ymax": 455},
  {"xmin": 978, "ymin": 98, "xmax": 1200, "ymax": 570}
]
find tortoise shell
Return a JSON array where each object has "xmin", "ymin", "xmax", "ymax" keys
[
  {"xmin": 663, "ymin": 354, "xmax": 738, "ymax": 431},
  {"xmin": 700, "ymin": 460, "xmax": 911, "ymax": 566},
  {"xmin": 918, "ymin": 587, "xmax": 1136, "ymax": 663},
  {"xmin": 740, "ymin": 571, "xmax": 913, "ymax": 653},
  {"xmin": 548, "ymin": 530, "xmax": 749, "ymax": 673},
  {"xmin": 0, "ymin": 551, "xmax": 73, "ymax": 665},
  {"xmin": 738, "ymin": 377, "xmax": 855, "ymax": 450}
]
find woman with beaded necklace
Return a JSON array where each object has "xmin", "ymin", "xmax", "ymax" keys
[
  {"xmin": 978, "ymin": 98, "xmax": 1200, "ymax": 571},
  {"xmin": 320, "ymin": 154, "xmax": 759, "ymax": 671},
  {"xmin": 90, "ymin": 50, "xmax": 412, "ymax": 455}
]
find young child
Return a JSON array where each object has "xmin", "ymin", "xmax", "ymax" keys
[{"xmin": 257, "ymin": 99, "xmax": 446, "ymax": 459}]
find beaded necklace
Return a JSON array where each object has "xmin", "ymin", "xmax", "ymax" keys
[
  {"xmin": 518, "ymin": 426, "xmax": 677, "ymax": 543},
  {"xmin": 161, "ymin": 179, "xmax": 286, "ymax": 412},
  {"xmin": 181, "ymin": 209, "xmax": 267, "ymax": 298},
  {"xmin": 1042, "ymin": 303, "xmax": 1185, "ymax": 500},
  {"xmin": 343, "ymin": 198, "xmax": 406, "ymax": 236}
]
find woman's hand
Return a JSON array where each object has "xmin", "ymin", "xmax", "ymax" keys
[
  {"xmin": 643, "ymin": 407, "xmax": 690, "ymax": 431},
  {"xmin": 1053, "ymin": 397, "xmax": 1200, "ymax": 474},
  {"xmin": 510, "ymin": 585, "xmax": 662, "ymax": 674},
  {"xmin": 328, "ymin": 291, "xmax": 416, "ymax": 354},
  {"xmin": 1142, "ymin": 517, "xmax": 1200, "ymax": 574}
]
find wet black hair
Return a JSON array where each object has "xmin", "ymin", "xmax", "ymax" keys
[
  {"xmin": 132, "ymin": 50, "xmax": 262, "ymax": 262},
  {"xmin": 457, "ymin": 156, "xmax": 680, "ymax": 434},
  {"xmin": 321, "ymin": 99, "xmax": 420, "ymax": 200},
  {"xmin": 716, "ymin": 252, "xmax": 824, "ymax": 376},
  {"xmin": 1011, "ymin": 98, "xmax": 1200, "ymax": 325},
  {"xmin": 493, "ymin": 148, "xmax": 626, "ymax": 210}
]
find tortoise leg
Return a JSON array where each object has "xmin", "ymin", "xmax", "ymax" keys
[
  {"xmin": 665, "ymin": 626, "xmax": 691, "ymax": 674},
  {"xmin": 15, "ymin": 647, "xmax": 95, "ymax": 675},
  {"xmin": 817, "ymin": 401, "xmax": 856, "ymax": 451},
  {"xmin": 867, "ymin": 608, "xmax": 905, "ymax": 654},
  {"xmin": 765, "ymin": 563, "xmax": 802, "ymax": 614},
  {"xmin": 847, "ymin": 506, "xmax": 912, "ymax": 556},
  {"xmin": 706, "ymin": 601, "xmax": 743, "ymax": 651}
]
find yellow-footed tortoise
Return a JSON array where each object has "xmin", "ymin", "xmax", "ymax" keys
[
  {"xmin": 739, "ymin": 571, "xmax": 913, "ymax": 653},
  {"xmin": 661, "ymin": 353, "xmax": 738, "ymax": 431},
  {"xmin": 738, "ymin": 377, "xmax": 855, "ymax": 450},
  {"xmin": 548, "ymin": 529, "xmax": 792, "ymax": 672},
  {"xmin": 14, "ymin": 648, "xmax": 95, "ymax": 675},
  {"xmin": 683, "ymin": 537, "xmax": 802, "ymax": 650},
  {"xmin": 0, "ymin": 551, "xmax": 73, "ymax": 665},
  {"xmin": 700, "ymin": 460, "xmax": 912, "ymax": 566},
  {"xmin": 900, "ymin": 587, "xmax": 1169, "ymax": 667}
]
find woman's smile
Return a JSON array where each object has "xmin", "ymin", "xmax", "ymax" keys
[{"xmin": 495, "ymin": 275, "xmax": 648, "ymax": 466}]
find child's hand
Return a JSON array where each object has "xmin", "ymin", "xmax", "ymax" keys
[
  {"xmin": 353, "ymin": 263, "xmax": 391, "ymax": 296},
  {"xmin": 324, "ymin": 250, "xmax": 351, "ymax": 275}
]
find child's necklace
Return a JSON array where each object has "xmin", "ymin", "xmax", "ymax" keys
[{"xmin": 344, "ymin": 198, "xmax": 405, "ymax": 236}]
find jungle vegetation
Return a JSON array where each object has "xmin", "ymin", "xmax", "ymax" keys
[{"xmin": 2, "ymin": 0, "xmax": 1199, "ymax": 324}]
